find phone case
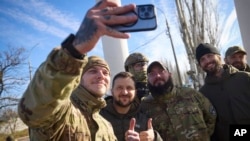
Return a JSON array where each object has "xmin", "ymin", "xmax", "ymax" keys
[{"xmin": 113, "ymin": 4, "xmax": 157, "ymax": 32}]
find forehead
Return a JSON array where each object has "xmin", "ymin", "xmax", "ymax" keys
[
  {"xmin": 113, "ymin": 77, "xmax": 135, "ymax": 86},
  {"xmin": 201, "ymin": 53, "xmax": 216, "ymax": 58},
  {"xmin": 88, "ymin": 65, "xmax": 109, "ymax": 71}
]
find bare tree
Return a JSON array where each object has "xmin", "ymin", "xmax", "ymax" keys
[
  {"xmin": 162, "ymin": 59, "xmax": 189, "ymax": 87},
  {"xmin": 0, "ymin": 108, "xmax": 19, "ymax": 134},
  {"xmin": 0, "ymin": 45, "xmax": 28, "ymax": 110},
  {"xmin": 175, "ymin": 0, "xmax": 221, "ymax": 89}
]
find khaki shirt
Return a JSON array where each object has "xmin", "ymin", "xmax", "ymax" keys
[{"xmin": 18, "ymin": 48, "xmax": 117, "ymax": 141}]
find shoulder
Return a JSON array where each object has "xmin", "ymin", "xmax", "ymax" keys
[{"xmin": 176, "ymin": 87, "xmax": 200, "ymax": 96}]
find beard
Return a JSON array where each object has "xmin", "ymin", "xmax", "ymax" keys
[
  {"xmin": 148, "ymin": 76, "xmax": 174, "ymax": 97},
  {"xmin": 232, "ymin": 62, "xmax": 246, "ymax": 71},
  {"xmin": 203, "ymin": 59, "xmax": 222, "ymax": 76},
  {"xmin": 113, "ymin": 96, "xmax": 133, "ymax": 107}
]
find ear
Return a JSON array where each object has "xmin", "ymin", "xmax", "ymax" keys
[
  {"xmin": 224, "ymin": 57, "xmax": 229, "ymax": 64},
  {"xmin": 111, "ymin": 89, "xmax": 115, "ymax": 96},
  {"xmin": 168, "ymin": 72, "xmax": 172, "ymax": 76}
]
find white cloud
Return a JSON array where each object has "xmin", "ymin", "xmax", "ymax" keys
[
  {"xmin": 1, "ymin": 0, "xmax": 80, "ymax": 37},
  {"xmin": 0, "ymin": 8, "xmax": 68, "ymax": 38}
]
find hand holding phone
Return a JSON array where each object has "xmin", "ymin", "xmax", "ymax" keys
[{"xmin": 112, "ymin": 4, "xmax": 157, "ymax": 32}]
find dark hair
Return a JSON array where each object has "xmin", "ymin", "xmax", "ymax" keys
[{"xmin": 112, "ymin": 72, "xmax": 136, "ymax": 88}]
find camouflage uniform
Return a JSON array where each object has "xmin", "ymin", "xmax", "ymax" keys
[
  {"xmin": 140, "ymin": 87, "xmax": 216, "ymax": 141},
  {"xmin": 18, "ymin": 48, "xmax": 117, "ymax": 141},
  {"xmin": 124, "ymin": 53, "xmax": 149, "ymax": 101}
]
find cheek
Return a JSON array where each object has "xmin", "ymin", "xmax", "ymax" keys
[
  {"xmin": 105, "ymin": 76, "xmax": 111, "ymax": 88},
  {"xmin": 148, "ymin": 77, "xmax": 155, "ymax": 84}
]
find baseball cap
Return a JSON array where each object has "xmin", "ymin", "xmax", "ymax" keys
[
  {"xmin": 225, "ymin": 46, "xmax": 247, "ymax": 57},
  {"xmin": 147, "ymin": 61, "xmax": 168, "ymax": 74},
  {"xmin": 82, "ymin": 56, "xmax": 110, "ymax": 74}
]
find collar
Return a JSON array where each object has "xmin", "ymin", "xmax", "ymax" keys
[{"xmin": 70, "ymin": 85, "xmax": 106, "ymax": 112}]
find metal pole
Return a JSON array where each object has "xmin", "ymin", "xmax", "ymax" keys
[
  {"xmin": 157, "ymin": 8, "xmax": 182, "ymax": 86},
  {"xmin": 28, "ymin": 43, "xmax": 39, "ymax": 81}
]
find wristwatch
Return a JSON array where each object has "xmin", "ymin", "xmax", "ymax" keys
[{"xmin": 61, "ymin": 34, "xmax": 85, "ymax": 59}]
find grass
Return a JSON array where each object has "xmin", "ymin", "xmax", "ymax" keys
[{"xmin": 0, "ymin": 128, "xmax": 29, "ymax": 141}]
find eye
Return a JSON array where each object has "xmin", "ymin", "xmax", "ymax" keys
[
  {"xmin": 127, "ymin": 86, "xmax": 135, "ymax": 91},
  {"xmin": 88, "ymin": 69, "xmax": 97, "ymax": 74},
  {"xmin": 116, "ymin": 86, "xmax": 123, "ymax": 91}
]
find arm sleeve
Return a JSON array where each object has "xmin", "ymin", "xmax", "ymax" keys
[
  {"xmin": 18, "ymin": 47, "xmax": 87, "ymax": 128},
  {"xmin": 195, "ymin": 91, "xmax": 217, "ymax": 136}
]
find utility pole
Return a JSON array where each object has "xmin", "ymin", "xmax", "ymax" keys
[
  {"xmin": 28, "ymin": 43, "xmax": 39, "ymax": 81},
  {"xmin": 157, "ymin": 8, "xmax": 182, "ymax": 86}
]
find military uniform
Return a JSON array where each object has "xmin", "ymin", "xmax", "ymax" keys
[
  {"xmin": 124, "ymin": 53, "xmax": 150, "ymax": 101},
  {"xmin": 18, "ymin": 48, "xmax": 117, "ymax": 141},
  {"xmin": 140, "ymin": 87, "xmax": 216, "ymax": 141}
]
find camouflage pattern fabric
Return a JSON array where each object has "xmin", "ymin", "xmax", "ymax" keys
[
  {"xmin": 141, "ymin": 87, "xmax": 216, "ymax": 141},
  {"xmin": 18, "ymin": 48, "xmax": 117, "ymax": 141}
]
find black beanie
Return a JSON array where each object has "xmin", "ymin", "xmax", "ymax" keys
[{"xmin": 195, "ymin": 43, "xmax": 220, "ymax": 63}]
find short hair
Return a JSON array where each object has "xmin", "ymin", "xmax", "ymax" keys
[{"xmin": 112, "ymin": 72, "xmax": 136, "ymax": 88}]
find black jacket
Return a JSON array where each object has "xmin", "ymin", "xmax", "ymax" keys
[
  {"xmin": 100, "ymin": 97, "xmax": 162, "ymax": 141},
  {"xmin": 200, "ymin": 64, "xmax": 250, "ymax": 141}
]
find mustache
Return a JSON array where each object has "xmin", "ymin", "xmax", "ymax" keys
[
  {"xmin": 153, "ymin": 78, "xmax": 165, "ymax": 84},
  {"xmin": 204, "ymin": 61, "xmax": 215, "ymax": 68}
]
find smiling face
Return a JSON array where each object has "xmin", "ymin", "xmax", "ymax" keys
[
  {"xmin": 199, "ymin": 53, "xmax": 222, "ymax": 75},
  {"xmin": 81, "ymin": 66, "xmax": 110, "ymax": 98},
  {"xmin": 225, "ymin": 52, "xmax": 247, "ymax": 71},
  {"xmin": 112, "ymin": 76, "xmax": 136, "ymax": 107}
]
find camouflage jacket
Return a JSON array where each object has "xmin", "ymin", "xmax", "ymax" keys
[
  {"xmin": 18, "ymin": 48, "xmax": 117, "ymax": 141},
  {"xmin": 140, "ymin": 87, "xmax": 216, "ymax": 141}
]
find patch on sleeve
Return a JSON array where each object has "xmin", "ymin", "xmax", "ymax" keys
[{"xmin": 209, "ymin": 105, "xmax": 216, "ymax": 115}]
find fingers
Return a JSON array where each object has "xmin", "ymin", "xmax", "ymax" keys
[
  {"xmin": 129, "ymin": 118, "xmax": 136, "ymax": 131},
  {"xmin": 125, "ymin": 118, "xmax": 139, "ymax": 141},
  {"xmin": 73, "ymin": 0, "xmax": 137, "ymax": 53},
  {"xmin": 147, "ymin": 118, "xmax": 153, "ymax": 129},
  {"xmin": 93, "ymin": 0, "xmax": 119, "ymax": 9}
]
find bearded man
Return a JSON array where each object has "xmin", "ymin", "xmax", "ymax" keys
[
  {"xmin": 196, "ymin": 43, "xmax": 250, "ymax": 141},
  {"xmin": 140, "ymin": 61, "xmax": 216, "ymax": 141}
]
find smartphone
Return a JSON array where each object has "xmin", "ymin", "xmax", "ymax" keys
[{"xmin": 113, "ymin": 4, "xmax": 157, "ymax": 32}]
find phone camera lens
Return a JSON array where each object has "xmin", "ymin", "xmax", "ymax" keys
[
  {"xmin": 147, "ymin": 6, "xmax": 152, "ymax": 12},
  {"xmin": 140, "ymin": 7, "xmax": 145, "ymax": 12},
  {"xmin": 144, "ymin": 12, "xmax": 150, "ymax": 17}
]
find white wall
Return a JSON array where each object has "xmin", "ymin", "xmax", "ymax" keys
[{"xmin": 234, "ymin": 0, "xmax": 250, "ymax": 63}]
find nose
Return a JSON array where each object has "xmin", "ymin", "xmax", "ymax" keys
[
  {"xmin": 96, "ymin": 71, "xmax": 105, "ymax": 79},
  {"xmin": 121, "ymin": 88, "xmax": 128, "ymax": 95}
]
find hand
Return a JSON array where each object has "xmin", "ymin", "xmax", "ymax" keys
[
  {"xmin": 73, "ymin": 0, "xmax": 138, "ymax": 54},
  {"xmin": 139, "ymin": 118, "xmax": 155, "ymax": 141},
  {"xmin": 125, "ymin": 118, "xmax": 140, "ymax": 141}
]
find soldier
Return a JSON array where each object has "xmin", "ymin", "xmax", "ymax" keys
[
  {"xmin": 124, "ymin": 53, "xmax": 149, "ymax": 101},
  {"xmin": 196, "ymin": 43, "xmax": 250, "ymax": 141},
  {"xmin": 140, "ymin": 61, "xmax": 216, "ymax": 141},
  {"xmin": 17, "ymin": 0, "xmax": 138, "ymax": 140},
  {"xmin": 224, "ymin": 46, "xmax": 250, "ymax": 72},
  {"xmin": 100, "ymin": 72, "xmax": 162, "ymax": 141}
]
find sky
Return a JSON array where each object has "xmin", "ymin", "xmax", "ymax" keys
[{"xmin": 0, "ymin": 0, "xmax": 243, "ymax": 93}]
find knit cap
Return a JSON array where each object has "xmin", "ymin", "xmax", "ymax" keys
[
  {"xmin": 195, "ymin": 43, "xmax": 220, "ymax": 63},
  {"xmin": 82, "ymin": 56, "xmax": 110, "ymax": 74}
]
